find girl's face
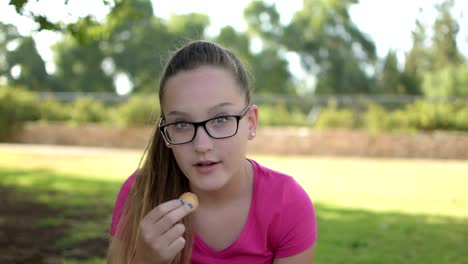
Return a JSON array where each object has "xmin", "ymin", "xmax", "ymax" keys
[{"xmin": 161, "ymin": 65, "xmax": 258, "ymax": 192}]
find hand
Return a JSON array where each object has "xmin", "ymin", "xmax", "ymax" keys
[{"xmin": 133, "ymin": 199, "xmax": 194, "ymax": 264}]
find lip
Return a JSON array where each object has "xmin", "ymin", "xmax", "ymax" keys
[{"xmin": 193, "ymin": 160, "xmax": 220, "ymax": 174}]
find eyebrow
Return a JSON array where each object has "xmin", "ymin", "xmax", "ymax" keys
[{"xmin": 166, "ymin": 102, "xmax": 235, "ymax": 118}]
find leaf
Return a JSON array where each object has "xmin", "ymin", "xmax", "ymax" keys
[
  {"xmin": 8, "ymin": 0, "xmax": 29, "ymax": 13},
  {"xmin": 33, "ymin": 15, "xmax": 62, "ymax": 31}
]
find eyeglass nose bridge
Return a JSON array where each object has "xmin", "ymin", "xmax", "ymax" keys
[{"xmin": 191, "ymin": 120, "xmax": 215, "ymax": 141}]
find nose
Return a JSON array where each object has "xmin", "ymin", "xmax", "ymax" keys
[{"xmin": 192, "ymin": 125, "xmax": 213, "ymax": 152}]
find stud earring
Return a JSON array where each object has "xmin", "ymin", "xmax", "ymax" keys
[
  {"xmin": 251, "ymin": 132, "xmax": 256, "ymax": 137},
  {"xmin": 166, "ymin": 142, "xmax": 171, "ymax": 147}
]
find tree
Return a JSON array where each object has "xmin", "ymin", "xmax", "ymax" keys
[
  {"xmin": 379, "ymin": 51, "xmax": 401, "ymax": 94},
  {"xmin": 6, "ymin": 36, "xmax": 49, "ymax": 91},
  {"xmin": 0, "ymin": 22, "xmax": 49, "ymax": 90},
  {"xmin": 404, "ymin": 20, "xmax": 429, "ymax": 94},
  {"xmin": 103, "ymin": 0, "xmax": 173, "ymax": 93},
  {"xmin": 107, "ymin": 11, "xmax": 211, "ymax": 93},
  {"xmin": 410, "ymin": 0, "xmax": 467, "ymax": 98},
  {"xmin": 430, "ymin": 0, "xmax": 463, "ymax": 70},
  {"xmin": 422, "ymin": 64, "xmax": 468, "ymax": 97},
  {"xmin": 214, "ymin": 26, "xmax": 294, "ymax": 95},
  {"xmin": 49, "ymin": 0, "xmax": 212, "ymax": 93},
  {"xmin": 53, "ymin": 35, "xmax": 114, "ymax": 92},
  {"xmin": 9, "ymin": 0, "xmax": 114, "ymax": 44},
  {"xmin": 244, "ymin": 0, "xmax": 377, "ymax": 94},
  {"xmin": 0, "ymin": 22, "xmax": 22, "ymax": 82}
]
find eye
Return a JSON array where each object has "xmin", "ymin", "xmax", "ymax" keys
[
  {"xmin": 214, "ymin": 116, "xmax": 228, "ymax": 124},
  {"xmin": 174, "ymin": 121, "xmax": 190, "ymax": 129}
]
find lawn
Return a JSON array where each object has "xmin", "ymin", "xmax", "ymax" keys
[{"xmin": 0, "ymin": 145, "xmax": 467, "ymax": 263}]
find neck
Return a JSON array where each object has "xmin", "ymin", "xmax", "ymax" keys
[{"xmin": 191, "ymin": 159, "xmax": 253, "ymax": 208}]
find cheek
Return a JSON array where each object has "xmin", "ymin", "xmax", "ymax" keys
[
  {"xmin": 222, "ymin": 132, "xmax": 249, "ymax": 156},
  {"xmin": 171, "ymin": 147, "xmax": 190, "ymax": 166}
]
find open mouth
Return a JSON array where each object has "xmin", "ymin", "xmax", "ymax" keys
[{"xmin": 195, "ymin": 161, "xmax": 220, "ymax": 167}]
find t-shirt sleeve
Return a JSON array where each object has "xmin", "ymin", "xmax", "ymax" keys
[
  {"xmin": 273, "ymin": 178, "xmax": 317, "ymax": 258},
  {"xmin": 110, "ymin": 171, "xmax": 137, "ymax": 236}
]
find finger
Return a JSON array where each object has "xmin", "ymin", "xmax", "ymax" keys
[
  {"xmin": 156, "ymin": 203, "xmax": 193, "ymax": 236},
  {"xmin": 167, "ymin": 236, "xmax": 186, "ymax": 255},
  {"xmin": 143, "ymin": 199, "xmax": 184, "ymax": 225},
  {"xmin": 160, "ymin": 223, "xmax": 185, "ymax": 246}
]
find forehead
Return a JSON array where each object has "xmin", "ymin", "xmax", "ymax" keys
[{"xmin": 162, "ymin": 66, "xmax": 245, "ymax": 114}]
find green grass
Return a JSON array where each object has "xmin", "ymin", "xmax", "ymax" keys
[{"xmin": 0, "ymin": 148, "xmax": 467, "ymax": 264}]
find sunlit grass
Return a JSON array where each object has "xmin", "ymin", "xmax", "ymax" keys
[
  {"xmin": 252, "ymin": 155, "xmax": 468, "ymax": 218},
  {"xmin": 0, "ymin": 147, "xmax": 142, "ymax": 181},
  {"xmin": 1, "ymin": 147, "xmax": 467, "ymax": 218}
]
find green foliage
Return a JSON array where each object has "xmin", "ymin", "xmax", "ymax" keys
[
  {"xmin": 0, "ymin": 22, "xmax": 50, "ymax": 92},
  {"xmin": 5, "ymin": 0, "xmax": 468, "ymax": 100},
  {"xmin": 431, "ymin": 0, "xmax": 463, "ymax": 70},
  {"xmin": 214, "ymin": 26, "xmax": 294, "ymax": 95},
  {"xmin": 379, "ymin": 51, "xmax": 405, "ymax": 94},
  {"xmin": 0, "ymin": 85, "xmax": 39, "ymax": 140},
  {"xmin": 6, "ymin": 36, "xmax": 50, "ymax": 91},
  {"xmin": 53, "ymin": 36, "xmax": 114, "ymax": 92},
  {"xmin": 68, "ymin": 97, "xmax": 108, "ymax": 124},
  {"xmin": 422, "ymin": 64, "xmax": 468, "ymax": 98},
  {"xmin": 245, "ymin": 0, "xmax": 377, "ymax": 94},
  {"xmin": 403, "ymin": 0, "xmax": 466, "ymax": 98},
  {"xmin": 364, "ymin": 100, "xmax": 468, "ymax": 132},
  {"xmin": 37, "ymin": 98, "xmax": 71, "ymax": 122},
  {"xmin": 364, "ymin": 103, "xmax": 389, "ymax": 132},
  {"xmin": 111, "ymin": 95, "xmax": 159, "ymax": 127},
  {"xmin": 314, "ymin": 100, "xmax": 359, "ymax": 129},
  {"xmin": 258, "ymin": 102, "xmax": 308, "ymax": 127},
  {"xmin": 9, "ymin": 0, "xmax": 108, "ymax": 41},
  {"xmin": 2, "ymin": 85, "xmax": 468, "ymax": 132}
]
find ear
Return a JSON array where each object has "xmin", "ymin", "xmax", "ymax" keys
[{"xmin": 247, "ymin": 104, "xmax": 258, "ymax": 140}]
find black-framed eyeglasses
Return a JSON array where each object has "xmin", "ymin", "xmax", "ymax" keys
[{"xmin": 159, "ymin": 104, "xmax": 251, "ymax": 145}]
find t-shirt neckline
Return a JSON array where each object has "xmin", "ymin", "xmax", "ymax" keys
[{"xmin": 193, "ymin": 158, "xmax": 258, "ymax": 256}]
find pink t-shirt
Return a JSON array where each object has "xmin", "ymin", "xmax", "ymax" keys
[{"xmin": 110, "ymin": 159, "xmax": 317, "ymax": 263}]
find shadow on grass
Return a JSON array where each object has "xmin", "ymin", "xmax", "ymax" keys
[
  {"xmin": 0, "ymin": 168, "xmax": 467, "ymax": 264},
  {"xmin": 314, "ymin": 204, "xmax": 468, "ymax": 264},
  {"xmin": 0, "ymin": 168, "xmax": 123, "ymax": 263}
]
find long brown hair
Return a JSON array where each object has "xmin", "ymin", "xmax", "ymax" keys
[{"xmin": 115, "ymin": 40, "xmax": 252, "ymax": 263}]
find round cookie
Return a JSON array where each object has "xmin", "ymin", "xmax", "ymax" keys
[{"xmin": 179, "ymin": 192, "xmax": 199, "ymax": 210}]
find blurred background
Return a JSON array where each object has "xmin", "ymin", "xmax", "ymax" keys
[{"xmin": 0, "ymin": 0, "xmax": 467, "ymax": 263}]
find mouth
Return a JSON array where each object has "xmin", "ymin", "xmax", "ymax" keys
[{"xmin": 194, "ymin": 160, "xmax": 221, "ymax": 167}]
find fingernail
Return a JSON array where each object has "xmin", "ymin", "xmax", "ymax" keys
[
  {"xmin": 188, "ymin": 203, "xmax": 193, "ymax": 209},
  {"xmin": 179, "ymin": 199, "xmax": 185, "ymax": 205}
]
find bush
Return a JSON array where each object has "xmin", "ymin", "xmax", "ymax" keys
[
  {"xmin": 364, "ymin": 103, "xmax": 388, "ymax": 132},
  {"xmin": 37, "ymin": 98, "xmax": 71, "ymax": 122},
  {"xmin": 363, "ymin": 100, "xmax": 468, "ymax": 132},
  {"xmin": 313, "ymin": 100, "xmax": 358, "ymax": 129},
  {"xmin": 111, "ymin": 96, "xmax": 160, "ymax": 127},
  {"xmin": 2, "ymin": 86, "xmax": 467, "ymax": 132},
  {"xmin": 68, "ymin": 97, "xmax": 108, "ymax": 124},
  {"xmin": 258, "ymin": 102, "xmax": 308, "ymax": 127},
  {"xmin": 0, "ymin": 86, "xmax": 39, "ymax": 140}
]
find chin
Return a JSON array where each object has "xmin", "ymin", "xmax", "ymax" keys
[{"xmin": 190, "ymin": 174, "xmax": 230, "ymax": 192}]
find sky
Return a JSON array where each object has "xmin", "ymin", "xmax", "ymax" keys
[{"xmin": 1, "ymin": 0, "xmax": 467, "ymax": 76}]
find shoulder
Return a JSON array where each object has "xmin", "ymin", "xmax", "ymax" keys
[
  {"xmin": 251, "ymin": 159, "xmax": 310, "ymax": 204},
  {"xmin": 119, "ymin": 170, "xmax": 138, "ymax": 196},
  {"xmin": 250, "ymin": 159, "xmax": 317, "ymax": 257},
  {"xmin": 110, "ymin": 170, "xmax": 138, "ymax": 236},
  {"xmin": 114, "ymin": 171, "xmax": 138, "ymax": 206}
]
